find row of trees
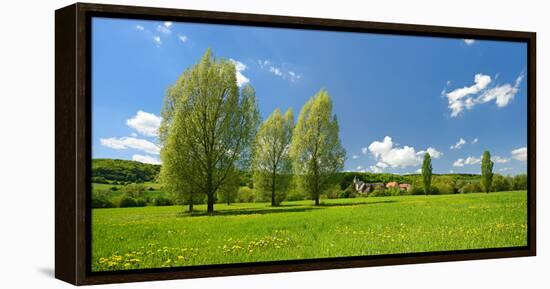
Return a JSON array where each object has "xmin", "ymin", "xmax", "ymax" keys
[
  {"xmin": 421, "ymin": 150, "xmax": 498, "ymax": 195},
  {"xmin": 159, "ymin": 49, "xmax": 345, "ymax": 212}
]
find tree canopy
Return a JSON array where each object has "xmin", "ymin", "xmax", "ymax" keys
[
  {"xmin": 421, "ymin": 153, "xmax": 433, "ymax": 195},
  {"xmin": 252, "ymin": 108, "xmax": 294, "ymax": 206},
  {"xmin": 290, "ymin": 89, "xmax": 345, "ymax": 205},
  {"xmin": 159, "ymin": 49, "xmax": 259, "ymax": 213},
  {"xmin": 481, "ymin": 150, "xmax": 494, "ymax": 193}
]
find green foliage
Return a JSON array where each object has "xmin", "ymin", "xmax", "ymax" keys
[
  {"xmin": 92, "ymin": 159, "xmax": 160, "ymax": 183},
  {"xmin": 153, "ymin": 197, "xmax": 174, "ymax": 206},
  {"xmin": 118, "ymin": 196, "xmax": 146, "ymax": 208},
  {"xmin": 121, "ymin": 183, "xmax": 146, "ymax": 199},
  {"xmin": 252, "ymin": 108, "xmax": 294, "ymax": 206},
  {"xmin": 159, "ymin": 49, "xmax": 260, "ymax": 213},
  {"xmin": 236, "ymin": 186, "xmax": 257, "ymax": 203},
  {"xmin": 492, "ymin": 174, "xmax": 511, "ymax": 192},
  {"xmin": 91, "ymin": 190, "xmax": 116, "ymax": 208},
  {"xmin": 290, "ymin": 89, "xmax": 346, "ymax": 205},
  {"xmin": 458, "ymin": 182, "xmax": 482, "ymax": 194},
  {"xmin": 510, "ymin": 174, "xmax": 527, "ymax": 190},
  {"xmin": 421, "ymin": 153, "xmax": 433, "ymax": 195},
  {"xmin": 481, "ymin": 150, "xmax": 494, "ymax": 193}
]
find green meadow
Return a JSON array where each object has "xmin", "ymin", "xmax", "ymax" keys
[{"xmin": 91, "ymin": 190, "xmax": 527, "ymax": 271}]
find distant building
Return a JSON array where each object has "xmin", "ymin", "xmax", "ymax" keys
[
  {"xmin": 353, "ymin": 177, "xmax": 384, "ymax": 194},
  {"xmin": 386, "ymin": 181, "xmax": 399, "ymax": 188},
  {"xmin": 399, "ymin": 183, "xmax": 412, "ymax": 191}
]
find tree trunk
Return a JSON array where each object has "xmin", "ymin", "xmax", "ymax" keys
[
  {"xmin": 271, "ymin": 173, "xmax": 276, "ymax": 207},
  {"xmin": 207, "ymin": 193, "xmax": 215, "ymax": 213},
  {"xmin": 188, "ymin": 194, "xmax": 194, "ymax": 212},
  {"xmin": 314, "ymin": 194, "xmax": 320, "ymax": 206}
]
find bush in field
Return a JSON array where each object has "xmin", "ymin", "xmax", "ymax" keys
[
  {"xmin": 410, "ymin": 185, "xmax": 424, "ymax": 195},
  {"xmin": 433, "ymin": 182, "xmax": 454, "ymax": 195},
  {"xmin": 370, "ymin": 187, "xmax": 386, "ymax": 197},
  {"xmin": 122, "ymin": 183, "xmax": 146, "ymax": 199},
  {"xmin": 286, "ymin": 188, "xmax": 307, "ymax": 201},
  {"xmin": 338, "ymin": 185, "xmax": 358, "ymax": 198},
  {"xmin": 510, "ymin": 174, "xmax": 527, "ymax": 190},
  {"xmin": 459, "ymin": 183, "xmax": 481, "ymax": 194},
  {"xmin": 91, "ymin": 190, "xmax": 115, "ymax": 208},
  {"xmin": 118, "ymin": 196, "xmax": 146, "ymax": 208},
  {"xmin": 492, "ymin": 174, "xmax": 511, "ymax": 192},
  {"xmin": 153, "ymin": 197, "xmax": 174, "ymax": 206},
  {"xmin": 237, "ymin": 186, "xmax": 257, "ymax": 203}
]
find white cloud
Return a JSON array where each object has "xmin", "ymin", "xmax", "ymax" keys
[
  {"xmin": 177, "ymin": 34, "xmax": 188, "ymax": 43},
  {"xmin": 258, "ymin": 59, "xmax": 302, "ymax": 82},
  {"xmin": 476, "ymin": 74, "xmax": 524, "ymax": 108},
  {"xmin": 498, "ymin": 167, "xmax": 512, "ymax": 172},
  {"xmin": 369, "ymin": 165, "xmax": 383, "ymax": 173},
  {"xmin": 453, "ymin": 156, "xmax": 481, "ymax": 167},
  {"xmin": 471, "ymin": 138, "xmax": 479, "ymax": 144},
  {"xmin": 269, "ymin": 66, "xmax": 283, "ymax": 76},
  {"xmin": 415, "ymin": 168, "xmax": 422, "ymax": 174},
  {"xmin": 135, "ymin": 25, "xmax": 144, "ymax": 31},
  {"xmin": 126, "ymin": 110, "xmax": 161, "ymax": 137},
  {"xmin": 132, "ymin": 154, "xmax": 161, "ymax": 165},
  {"xmin": 367, "ymin": 136, "xmax": 440, "ymax": 168},
  {"xmin": 164, "ymin": 21, "xmax": 173, "ymax": 28},
  {"xmin": 352, "ymin": 155, "xmax": 359, "ymax": 159},
  {"xmin": 511, "ymin": 147, "xmax": 527, "ymax": 162},
  {"xmin": 356, "ymin": 165, "xmax": 364, "ymax": 171},
  {"xmin": 450, "ymin": 138, "xmax": 466, "ymax": 150},
  {"xmin": 361, "ymin": 147, "xmax": 369, "ymax": 155},
  {"xmin": 492, "ymin": 156, "xmax": 510, "ymax": 163},
  {"xmin": 445, "ymin": 74, "xmax": 491, "ymax": 117},
  {"xmin": 100, "ymin": 137, "xmax": 160, "ymax": 155},
  {"xmin": 153, "ymin": 36, "xmax": 161, "ymax": 47},
  {"xmin": 229, "ymin": 59, "xmax": 250, "ymax": 87},
  {"xmin": 463, "ymin": 39, "xmax": 476, "ymax": 45},
  {"xmin": 444, "ymin": 73, "xmax": 524, "ymax": 117},
  {"xmin": 157, "ymin": 24, "xmax": 171, "ymax": 35}
]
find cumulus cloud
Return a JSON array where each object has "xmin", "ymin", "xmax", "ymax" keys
[
  {"xmin": 444, "ymin": 73, "xmax": 524, "ymax": 117},
  {"xmin": 450, "ymin": 138, "xmax": 466, "ymax": 150},
  {"xmin": 100, "ymin": 137, "xmax": 160, "ymax": 155},
  {"xmin": 229, "ymin": 59, "xmax": 250, "ymax": 87},
  {"xmin": 367, "ymin": 136, "xmax": 441, "ymax": 169},
  {"xmin": 477, "ymin": 74, "xmax": 524, "ymax": 108},
  {"xmin": 361, "ymin": 147, "xmax": 369, "ymax": 155},
  {"xmin": 511, "ymin": 147, "xmax": 527, "ymax": 162},
  {"xmin": 492, "ymin": 156, "xmax": 510, "ymax": 163},
  {"xmin": 126, "ymin": 110, "xmax": 161, "ymax": 137},
  {"xmin": 153, "ymin": 36, "xmax": 161, "ymax": 47},
  {"xmin": 452, "ymin": 156, "xmax": 481, "ymax": 167},
  {"xmin": 132, "ymin": 154, "xmax": 161, "ymax": 165},
  {"xmin": 177, "ymin": 34, "xmax": 188, "ymax": 43},
  {"xmin": 135, "ymin": 25, "xmax": 144, "ymax": 31},
  {"xmin": 352, "ymin": 155, "xmax": 359, "ymax": 159},
  {"xmin": 258, "ymin": 59, "xmax": 302, "ymax": 82},
  {"xmin": 157, "ymin": 23, "xmax": 172, "ymax": 35},
  {"xmin": 369, "ymin": 165, "xmax": 383, "ymax": 173},
  {"xmin": 472, "ymin": 138, "xmax": 479, "ymax": 144},
  {"xmin": 463, "ymin": 39, "xmax": 476, "ymax": 45}
]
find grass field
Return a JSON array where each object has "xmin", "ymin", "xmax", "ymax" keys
[{"xmin": 91, "ymin": 191, "xmax": 527, "ymax": 272}]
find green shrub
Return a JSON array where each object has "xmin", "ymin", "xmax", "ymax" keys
[
  {"xmin": 410, "ymin": 186, "xmax": 424, "ymax": 195},
  {"xmin": 237, "ymin": 186, "xmax": 257, "ymax": 203},
  {"xmin": 91, "ymin": 195, "xmax": 115, "ymax": 208},
  {"xmin": 459, "ymin": 183, "xmax": 481, "ymax": 194},
  {"xmin": 118, "ymin": 196, "xmax": 146, "ymax": 207},
  {"xmin": 121, "ymin": 183, "xmax": 146, "ymax": 198},
  {"xmin": 370, "ymin": 187, "xmax": 386, "ymax": 197},
  {"xmin": 153, "ymin": 197, "xmax": 174, "ymax": 206},
  {"xmin": 110, "ymin": 186, "xmax": 119, "ymax": 191},
  {"xmin": 433, "ymin": 183, "xmax": 454, "ymax": 194}
]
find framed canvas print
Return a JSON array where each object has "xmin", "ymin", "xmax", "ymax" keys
[{"xmin": 55, "ymin": 2, "xmax": 536, "ymax": 285}]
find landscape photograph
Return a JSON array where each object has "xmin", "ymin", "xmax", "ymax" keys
[{"xmin": 90, "ymin": 17, "xmax": 528, "ymax": 272}]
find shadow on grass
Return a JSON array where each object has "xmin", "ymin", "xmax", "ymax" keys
[
  {"xmin": 318, "ymin": 200, "xmax": 398, "ymax": 207},
  {"xmin": 177, "ymin": 206, "xmax": 322, "ymax": 217},
  {"xmin": 176, "ymin": 199, "xmax": 398, "ymax": 217}
]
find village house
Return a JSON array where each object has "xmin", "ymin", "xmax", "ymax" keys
[{"xmin": 353, "ymin": 177, "xmax": 412, "ymax": 194}]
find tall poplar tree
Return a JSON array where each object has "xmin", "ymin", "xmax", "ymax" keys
[
  {"xmin": 422, "ymin": 153, "xmax": 432, "ymax": 195},
  {"xmin": 481, "ymin": 150, "xmax": 494, "ymax": 193}
]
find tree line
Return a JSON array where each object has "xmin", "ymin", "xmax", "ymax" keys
[{"xmin": 159, "ymin": 49, "xmax": 345, "ymax": 213}]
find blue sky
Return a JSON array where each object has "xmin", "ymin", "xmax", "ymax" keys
[{"xmin": 92, "ymin": 17, "xmax": 528, "ymax": 175}]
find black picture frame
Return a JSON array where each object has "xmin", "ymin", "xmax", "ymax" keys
[{"xmin": 55, "ymin": 2, "xmax": 536, "ymax": 285}]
